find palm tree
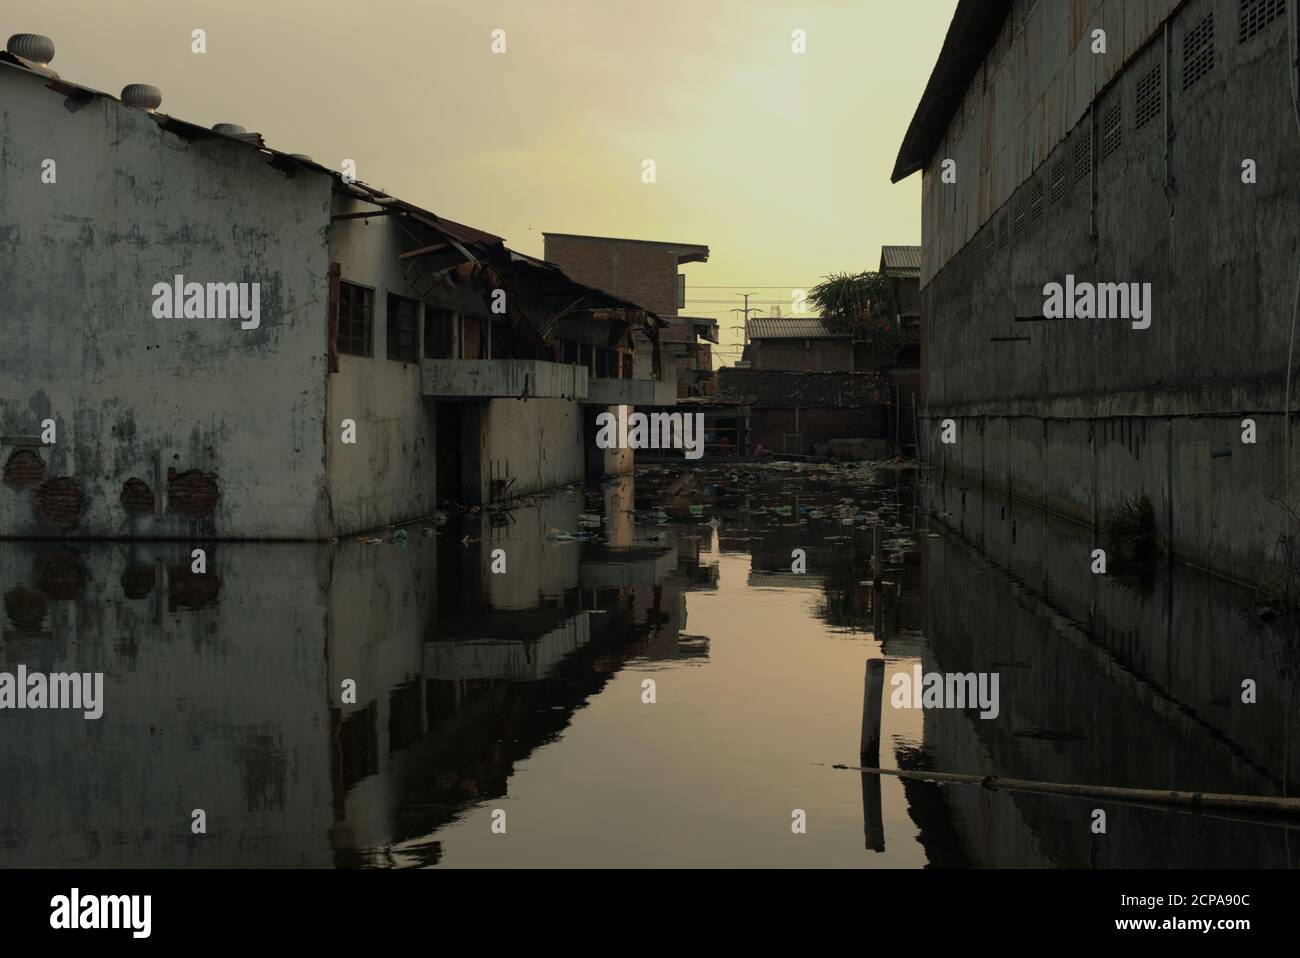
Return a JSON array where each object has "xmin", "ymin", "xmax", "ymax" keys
[{"xmin": 808, "ymin": 271, "xmax": 898, "ymax": 349}]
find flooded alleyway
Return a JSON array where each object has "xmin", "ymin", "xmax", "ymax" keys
[{"xmin": 1, "ymin": 463, "xmax": 1297, "ymax": 868}]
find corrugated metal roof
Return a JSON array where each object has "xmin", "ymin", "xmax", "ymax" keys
[
  {"xmin": 746, "ymin": 318, "xmax": 844, "ymax": 340},
  {"xmin": 880, "ymin": 245, "xmax": 921, "ymax": 277}
]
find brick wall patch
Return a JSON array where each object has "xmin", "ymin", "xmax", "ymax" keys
[
  {"xmin": 3, "ymin": 449, "xmax": 46, "ymax": 489},
  {"xmin": 34, "ymin": 477, "xmax": 85, "ymax": 527},
  {"xmin": 167, "ymin": 468, "xmax": 220, "ymax": 518},
  {"xmin": 120, "ymin": 477, "xmax": 156, "ymax": 515}
]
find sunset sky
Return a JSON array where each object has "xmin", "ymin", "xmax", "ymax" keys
[{"xmin": 7, "ymin": 0, "xmax": 956, "ymax": 364}]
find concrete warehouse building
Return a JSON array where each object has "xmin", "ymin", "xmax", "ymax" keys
[
  {"xmin": 0, "ymin": 34, "xmax": 676, "ymax": 541},
  {"xmin": 893, "ymin": 0, "xmax": 1300, "ymax": 588}
]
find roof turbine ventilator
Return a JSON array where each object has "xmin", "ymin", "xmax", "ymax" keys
[
  {"xmin": 121, "ymin": 84, "xmax": 162, "ymax": 112},
  {"xmin": 212, "ymin": 123, "xmax": 248, "ymax": 136},
  {"xmin": 6, "ymin": 33, "xmax": 55, "ymax": 64}
]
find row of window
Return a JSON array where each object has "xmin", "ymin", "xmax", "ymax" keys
[
  {"xmin": 335, "ymin": 279, "xmax": 632, "ymax": 377},
  {"xmin": 336, "ymin": 280, "xmax": 465, "ymax": 363}
]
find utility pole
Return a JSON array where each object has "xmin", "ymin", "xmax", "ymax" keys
[{"xmin": 729, "ymin": 292, "xmax": 765, "ymax": 346}]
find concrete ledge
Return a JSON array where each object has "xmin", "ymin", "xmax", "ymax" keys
[
  {"xmin": 423, "ymin": 359, "xmax": 588, "ymax": 400},
  {"xmin": 583, "ymin": 377, "xmax": 679, "ymax": 406}
]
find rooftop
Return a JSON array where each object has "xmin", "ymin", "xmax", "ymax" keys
[
  {"xmin": 746, "ymin": 318, "xmax": 844, "ymax": 341},
  {"xmin": 542, "ymin": 232, "xmax": 710, "ymax": 264},
  {"xmin": 880, "ymin": 245, "xmax": 922, "ymax": 278},
  {"xmin": 890, "ymin": 1, "xmax": 1011, "ymax": 183}
]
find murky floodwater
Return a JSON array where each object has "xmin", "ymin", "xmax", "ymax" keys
[{"xmin": 1, "ymin": 463, "xmax": 1297, "ymax": 867}]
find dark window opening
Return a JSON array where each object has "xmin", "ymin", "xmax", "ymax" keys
[
  {"xmin": 337, "ymin": 282, "xmax": 373, "ymax": 357},
  {"xmin": 386, "ymin": 293, "xmax": 419, "ymax": 363},
  {"xmin": 1102, "ymin": 100, "xmax": 1122, "ymax": 160},
  {"xmin": 1183, "ymin": 13, "xmax": 1215, "ymax": 91},
  {"xmin": 1073, "ymin": 129, "xmax": 1092, "ymax": 185},
  {"xmin": 1135, "ymin": 63, "xmax": 1163, "ymax": 129},
  {"xmin": 424, "ymin": 307, "xmax": 455, "ymax": 359},
  {"xmin": 1239, "ymin": 0, "xmax": 1284, "ymax": 44}
]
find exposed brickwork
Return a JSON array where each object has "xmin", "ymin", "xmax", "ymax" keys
[
  {"xmin": 33, "ymin": 476, "xmax": 85, "ymax": 526},
  {"xmin": 169, "ymin": 567, "xmax": 220, "ymax": 610},
  {"xmin": 749, "ymin": 406, "xmax": 887, "ymax": 455},
  {"xmin": 167, "ymin": 468, "xmax": 220, "ymax": 518},
  {"xmin": 4, "ymin": 587, "xmax": 48, "ymax": 630},
  {"xmin": 120, "ymin": 477, "xmax": 155, "ymax": 515},
  {"xmin": 751, "ymin": 339, "xmax": 855, "ymax": 372},
  {"xmin": 36, "ymin": 550, "xmax": 88, "ymax": 600},
  {"xmin": 120, "ymin": 562, "xmax": 156, "ymax": 600},
  {"xmin": 544, "ymin": 236, "xmax": 682, "ymax": 317},
  {"xmin": 3, "ymin": 449, "xmax": 47, "ymax": 488}
]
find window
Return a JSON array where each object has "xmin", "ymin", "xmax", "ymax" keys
[
  {"xmin": 337, "ymin": 282, "xmax": 373, "ymax": 357},
  {"xmin": 1102, "ymin": 100, "xmax": 1122, "ymax": 160},
  {"xmin": 1050, "ymin": 158, "xmax": 1068, "ymax": 204},
  {"xmin": 424, "ymin": 306, "xmax": 454, "ymax": 359},
  {"xmin": 997, "ymin": 212, "xmax": 1009, "ymax": 249},
  {"xmin": 1135, "ymin": 63, "xmax": 1163, "ymax": 130},
  {"xmin": 386, "ymin": 293, "xmax": 419, "ymax": 363},
  {"xmin": 1073, "ymin": 128, "xmax": 1092, "ymax": 185},
  {"xmin": 1029, "ymin": 177, "xmax": 1044, "ymax": 223},
  {"xmin": 1239, "ymin": 0, "xmax": 1284, "ymax": 44},
  {"xmin": 1013, "ymin": 193, "xmax": 1027, "ymax": 236},
  {"xmin": 1182, "ymin": 13, "xmax": 1215, "ymax": 91}
]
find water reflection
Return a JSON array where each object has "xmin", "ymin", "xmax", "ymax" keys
[{"xmin": 1, "ymin": 466, "xmax": 1297, "ymax": 867}]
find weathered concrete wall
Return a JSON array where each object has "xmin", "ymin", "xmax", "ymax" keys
[
  {"xmin": 0, "ymin": 66, "xmax": 333, "ymax": 539},
  {"xmin": 920, "ymin": 0, "xmax": 1184, "ymax": 283},
  {"xmin": 918, "ymin": 0, "xmax": 1300, "ymax": 588},
  {"xmin": 925, "ymin": 412, "xmax": 1295, "ymax": 587},
  {"xmin": 326, "ymin": 197, "xmax": 490, "ymax": 534},
  {"xmin": 470, "ymin": 397, "xmax": 586, "ymax": 502},
  {"xmin": 0, "ymin": 540, "xmax": 333, "ymax": 866}
]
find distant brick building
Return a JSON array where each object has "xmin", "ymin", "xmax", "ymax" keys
[
  {"xmin": 714, "ymin": 368, "xmax": 889, "ymax": 456},
  {"xmin": 742, "ymin": 318, "xmax": 897, "ymax": 373},
  {"xmin": 543, "ymin": 233, "xmax": 717, "ymax": 397}
]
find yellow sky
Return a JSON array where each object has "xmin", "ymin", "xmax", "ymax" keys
[{"xmin": 8, "ymin": 0, "xmax": 956, "ymax": 364}]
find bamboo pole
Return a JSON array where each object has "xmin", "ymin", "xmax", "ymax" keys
[{"xmin": 828, "ymin": 762, "xmax": 1300, "ymax": 818}]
